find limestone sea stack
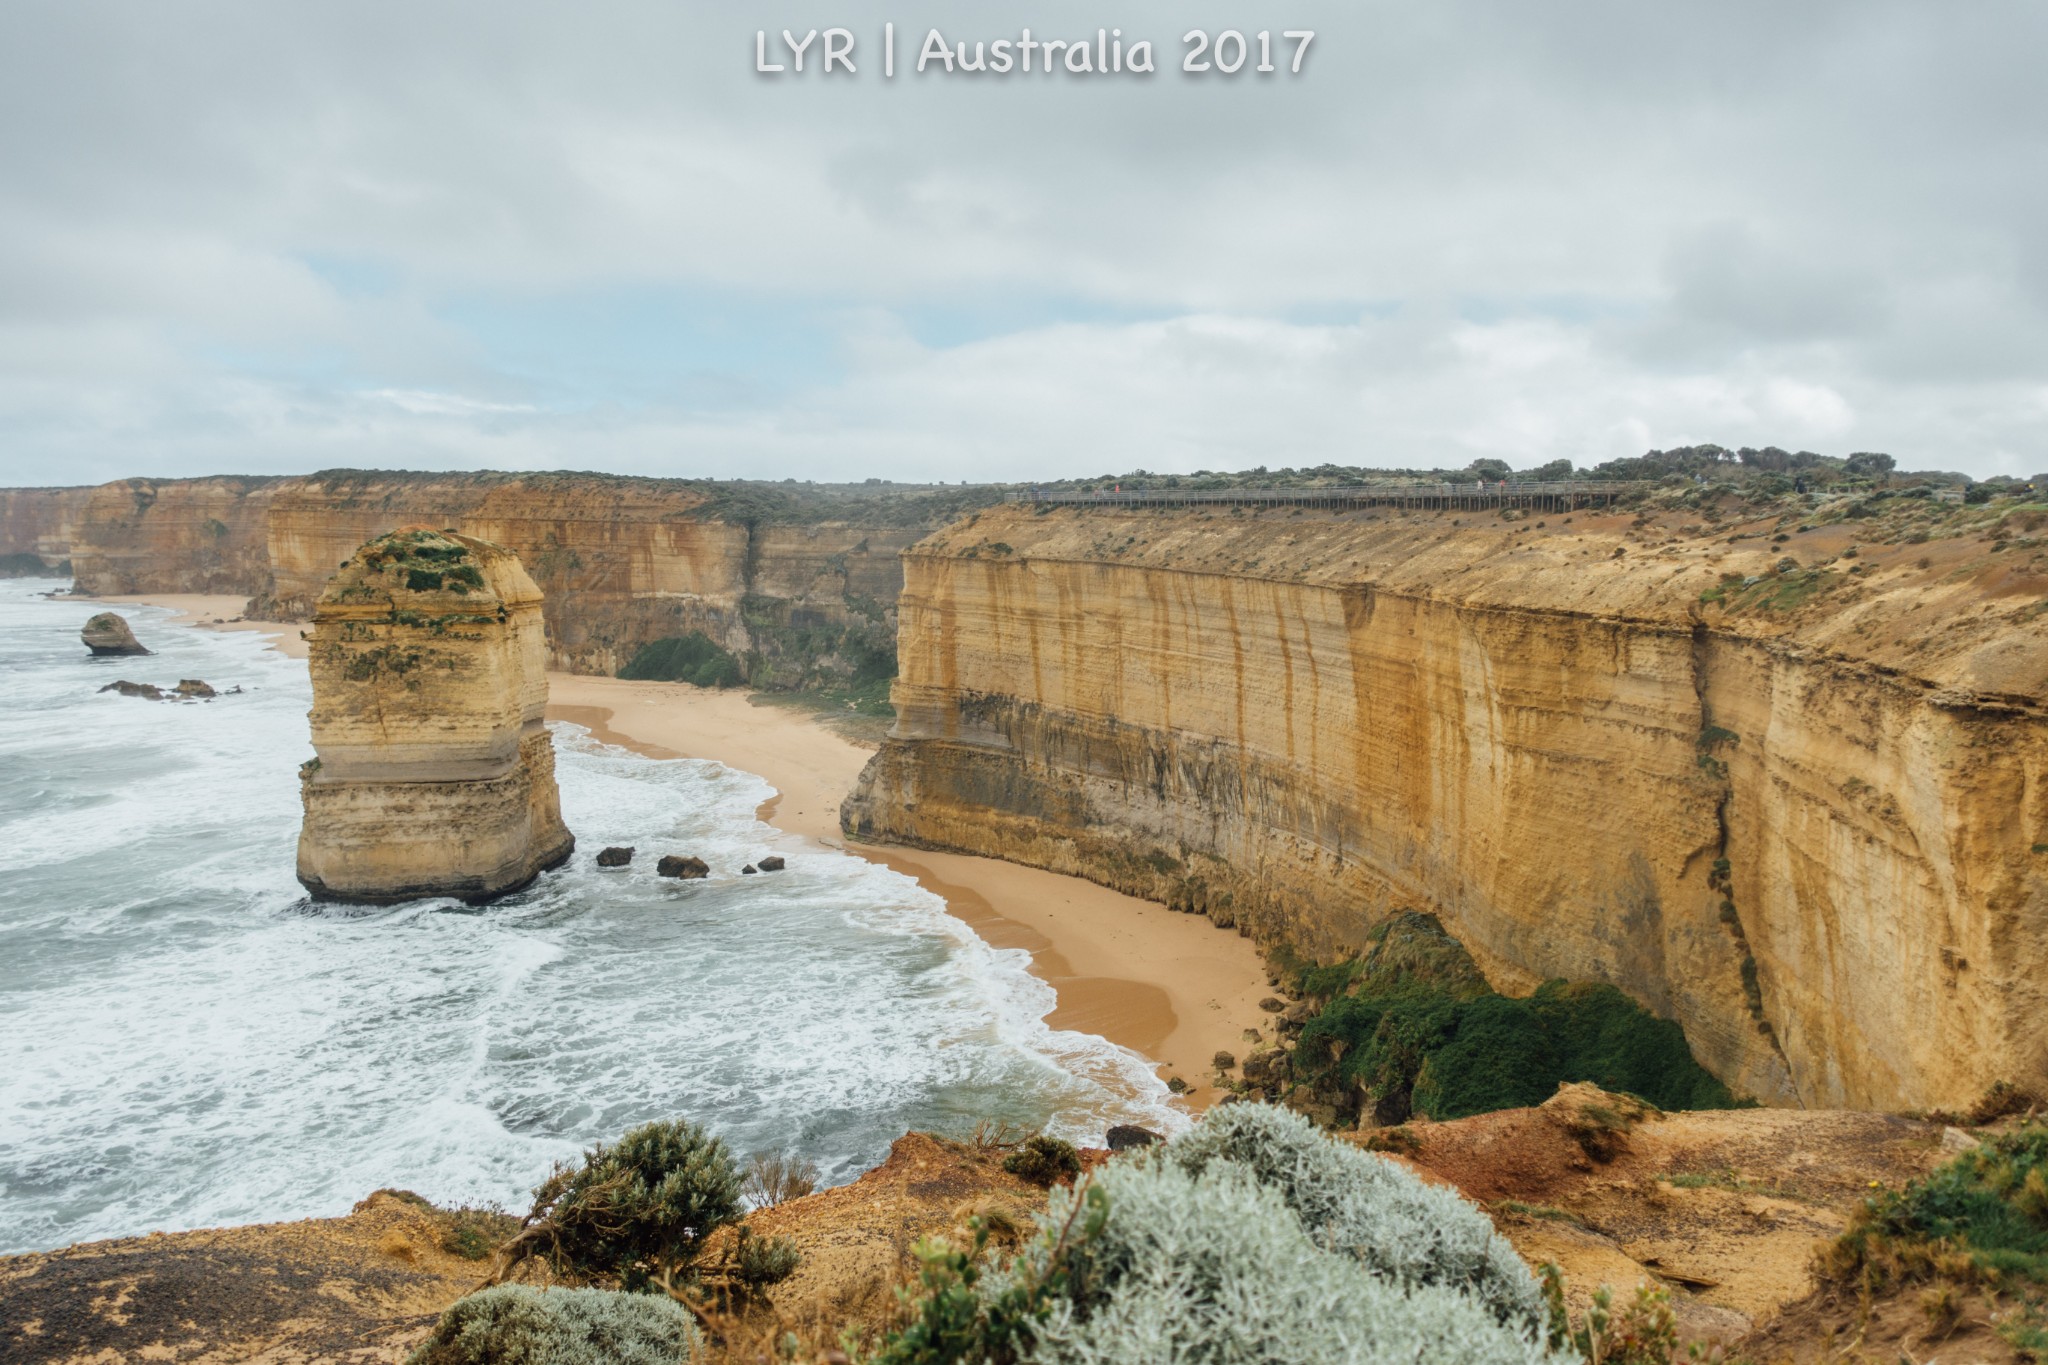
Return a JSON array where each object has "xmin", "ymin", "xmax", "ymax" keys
[
  {"xmin": 296, "ymin": 529, "xmax": 574, "ymax": 904},
  {"xmin": 81, "ymin": 611, "xmax": 149, "ymax": 655}
]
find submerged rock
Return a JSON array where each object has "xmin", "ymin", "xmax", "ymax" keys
[
  {"xmin": 595, "ymin": 846, "xmax": 635, "ymax": 868},
  {"xmin": 296, "ymin": 529, "xmax": 575, "ymax": 905},
  {"xmin": 657, "ymin": 855, "xmax": 709, "ymax": 880},
  {"xmin": 98, "ymin": 679, "xmax": 166, "ymax": 700},
  {"xmin": 757, "ymin": 855, "xmax": 786, "ymax": 872},
  {"xmin": 81, "ymin": 612, "xmax": 150, "ymax": 655}
]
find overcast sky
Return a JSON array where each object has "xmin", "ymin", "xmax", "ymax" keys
[{"xmin": 2, "ymin": 1, "xmax": 2044, "ymax": 486}]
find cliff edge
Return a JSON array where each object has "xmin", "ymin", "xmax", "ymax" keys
[
  {"xmin": 843, "ymin": 489, "xmax": 2048, "ymax": 1112},
  {"xmin": 297, "ymin": 529, "xmax": 573, "ymax": 903}
]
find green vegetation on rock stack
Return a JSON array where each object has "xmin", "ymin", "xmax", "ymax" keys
[{"xmin": 1292, "ymin": 914, "xmax": 1737, "ymax": 1123}]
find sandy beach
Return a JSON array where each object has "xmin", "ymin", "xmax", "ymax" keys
[{"xmin": 102, "ymin": 593, "xmax": 1273, "ymax": 1110}]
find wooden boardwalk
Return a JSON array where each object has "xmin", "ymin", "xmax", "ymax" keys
[{"xmin": 1008, "ymin": 479, "xmax": 1656, "ymax": 513}]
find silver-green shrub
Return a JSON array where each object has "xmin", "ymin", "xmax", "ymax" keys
[
  {"xmin": 1158, "ymin": 1102, "xmax": 1544, "ymax": 1330},
  {"xmin": 1012, "ymin": 1160, "xmax": 1555, "ymax": 1365},
  {"xmin": 408, "ymin": 1285, "xmax": 700, "ymax": 1365}
]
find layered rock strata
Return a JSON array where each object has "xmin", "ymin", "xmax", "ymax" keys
[
  {"xmin": 24, "ymin": 471, "xmax": 964, "ymax": 682},
  {"xmin": 843, "ymin": 499, "xmax": 2048, "ymax": 1112},
  {"xmin": 66, "ymin": 476, "xmax": 284, "ymax": 595},
  {"xmin": 297, "ymin": 530, "xmax": 573, "ymax": 903},
  {"xmin": 0, "ymin": 486, "xmax": 89, "ymax": 574}
]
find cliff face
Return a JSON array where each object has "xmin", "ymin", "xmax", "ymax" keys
[
  {"xmin": 66, "ymin": 476, "xmax": 285, "ymax": 595},
  {"xmin": 27, "ymin": 471, "xmax": 956, "ymax": 681},
  {"xmin": 843, "ymin": 498, "xmax": 2048, "ymax": 1111},
  {"xmin": 248, "ymin": 472, "xmax": 924, "ymax": 676},
  {"xmin": 297, "ymin": 530, "xmax": 574, "ymax": 903},
  {"xmin": 0, "ymin": 486, "xmax": 91, "ymax": 573}
]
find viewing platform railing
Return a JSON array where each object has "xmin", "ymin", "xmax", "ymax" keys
[{"xmin": 1006, "ymin": 479, "xmax": 1658, "ymax": 512}]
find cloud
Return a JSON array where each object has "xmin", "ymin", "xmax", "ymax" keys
[{"xmin": 0, "ymin": 0, "xmax": 2044, "ymax": 483}]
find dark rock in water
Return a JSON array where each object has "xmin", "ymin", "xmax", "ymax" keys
[
  {"xmin": 656, "ymin": 855, "xmax": 709, "ymax": 880},
  {"xmin": 82, "ymin": 612, "xmax": 150, "ymax": 656},
  {"xmin": 741, "ymin": 864, "xmax": 757, "ymax": 874},
  {"xmin": 757, "ymin": 855, "xmax": 786, "ymax": 872},
  {"xmin": 99, "ymin": 680, "xmax": 166, "ymax": 700},
  {"xmin": 175, "ymin": 679, "xmax": 217, "ymax": 699},
  {"xmin": 1105, "ymin": 1124, "xmax": 1162, "ymax": 1152},
  {"xmin": 1166, "ymin": 1075, "xmax": 1191, "ymax": 1094},
  {"xmin": 595, "ymin": 846, "xmax": 635, "ymax": 868}
]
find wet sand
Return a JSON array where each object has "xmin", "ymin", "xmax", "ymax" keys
[
  {"xmin": 103, "ymin": 595, "xmax": 1273, "ymax": 1109},
  {"xmin": 545, "ymin": 674, "xmax": 1273, "ymax": 1108}
]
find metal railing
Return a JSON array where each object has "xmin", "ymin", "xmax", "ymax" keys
[{"xmin": 1004, "ymin": 480, "xmax": 1658, "ymax": 511}]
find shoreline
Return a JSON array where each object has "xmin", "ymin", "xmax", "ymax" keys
[
  {"xmin": 99, "ymin": 593, "xmax": 1271, "ymax": 1110},
  {"xmin": 546, "ymin": 674, "xmax": 1273, "ymax": 1110}
]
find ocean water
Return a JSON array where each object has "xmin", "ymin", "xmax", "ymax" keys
[{"xmin": 0, "ymin": 585, "xmax": 1178, "ymax": 1255}]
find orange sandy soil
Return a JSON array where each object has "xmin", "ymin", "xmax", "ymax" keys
[
  {"xmin": 0, "ymin": 1135, "xmax": 1060, "ymax": 1365},
  {"xmin": 1384, "ymin": 1083, "xmax": 2033, "ymax": 1362},
  {"xmin": 6, "ymin": 1093, "xmax": 2003, "ymax": 1364},
  {"xmin": 94, "ymin": 595, "xmax": 1271, "ymax": 1110}
]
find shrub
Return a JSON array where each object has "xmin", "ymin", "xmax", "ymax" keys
[
  {"xmin": 1821, "ymin": 1122, "xmax": 2048, "ymax": 1293},
  {"xmin": 618, "ymin": 633, "xmax": 744, "ymax": 688},
  {"xmin": 491, "ymin": 1118, "xmax": 745, "ymax": 1294},
  {"xmin": 866, "ymin": 1103, "xmax": 1558, "ymax": 1364},
  {"xmin": 1292, "ymin": 915, "xmax": 1735, "ymax": 1123},
  {"xmin": 1025, "ymin": 1159, "xmax": 1555, "ymax": 1365},
  {"xmin": 744, "ymin": 1151, "xmax": 821, "ymax": 1208},
  {"xmin": 439, "ymin": 1204, "xmax": 520, "ymax": 1261},
  {"xmin": 1003, "ymin": 1137, "xmax": 1081, "ymax": 1187},
  {"xmin": 1538, "ymin": 1266, "xmax": 1679, "ymax": 1365},
  {"xmin": 408, "ymin": 1285, "xmax": 700, "ymax": 1365},
  {"xmin": 1157, "ymin": 1102, "xmax": 1545, "ymax": 1330}
]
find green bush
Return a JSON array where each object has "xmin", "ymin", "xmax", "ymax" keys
[
  {"xmin": 1823, "ymin": 1122, "xmax": 2048, "ymax": 1291},
  {"xmin": 1003, "ymin": 1136, "xmax": 1081, "ymax": 1187},
  {"xmin": 1293, "ymin": 914, "xmax": 1736, "ymax": 1122},
  {"xmin": 408, "ymin": 1285, "xmax": 700, "ymax": 1365},
  {"xmin": 492, "ymin": 1118, "xmax": 745, "ymax": 1294},
  {"xmin": 618, "ymin": 633, "xmax": 744, "ymax": 688}
]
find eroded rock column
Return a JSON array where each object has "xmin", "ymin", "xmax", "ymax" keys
[{"xmin": 297, "ymin": 529, "xmax": 574, "ymax": 903}]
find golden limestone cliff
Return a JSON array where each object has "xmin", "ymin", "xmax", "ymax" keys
[
  {"xmin": 0, "ymin": 486, "xmax": 91, "ymax": 574},
  {"xmin": 65, "ymin": 476, "xmax": 286, "ymax": 594},
  {"xmin": 843, "ymin": 497, "xmax": 2048, "ymax": 1112},
  {"xmin": 39, "ymin": 471, "xmax": 939, "ymax": 679},
  {"xmin": 298, "ymin": 530, "xmax": 573, "ymax": 904}
]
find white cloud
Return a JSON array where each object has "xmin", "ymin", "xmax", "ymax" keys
[{"xmin": 0, "ymin": 0, "xmax": 2044, "ymax": 482}]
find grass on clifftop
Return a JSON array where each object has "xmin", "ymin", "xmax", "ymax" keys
[{"xmin": 1290, "ymin": 914, "xmax": 1738, "ymax": 1123}]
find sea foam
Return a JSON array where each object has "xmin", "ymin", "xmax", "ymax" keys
[{"xmin": 0, "ymin": 586, "xmax": 1178, "ymax": 1254}]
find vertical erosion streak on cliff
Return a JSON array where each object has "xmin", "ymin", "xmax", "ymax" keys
[{"xmin": 1690, "ymin": 620, "xmax": 1800, "ymax": 1101}]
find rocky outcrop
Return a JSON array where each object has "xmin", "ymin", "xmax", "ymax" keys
[
  {"xmin": 297, "ymin": 530, "xmax": 574, "ymax": 904},
  {"xmin": 80, "ymin": 612, "xmax": 149, "ymax": 655},
  {"xmin": 843, "ymin": 498, "xmax": 2048, "ymax": 1112}
]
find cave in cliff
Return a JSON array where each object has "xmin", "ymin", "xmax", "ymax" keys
[{"xmin": 296, "ymin": 528, "xmax": 574, "ymax": 904}]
